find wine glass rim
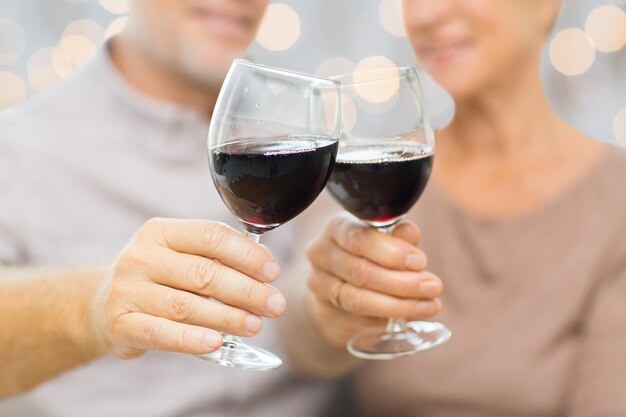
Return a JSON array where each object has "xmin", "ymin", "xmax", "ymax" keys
[
  {"xmin": 233, "ymin": 59, "xmax": 341, "ymax": 86},
  {"xmin": 331, "ymin": 66, "xmax": 416, "ymax": 87}
]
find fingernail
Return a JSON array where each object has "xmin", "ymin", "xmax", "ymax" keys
[
  {"xmin": 405, "ymin": 253, "xmax": 425, "ymax": 270},
  {"xmin": 420, "ymin": 282, "xmax": 440, "ymax": 298},
  {"xmin": 416, "ymin": 301, "xmax": 436, "ymax": 315},
  {"xmin": 266, "ymin": 292, "xmax": 286, "ymax": 316},
  {"xmin": 263, "ymin": 260, "xmax": 280, "ymax": 281},
  {"xmin": 245, "ymin": 315, "xmax": 263, "ymax": 334},
  {"xmin": 203, "ymin": 332, "xmax": 222, "ymax": 350}
]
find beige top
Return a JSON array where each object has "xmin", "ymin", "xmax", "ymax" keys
[
  {"xmin": 281, "ymin": 146, "xmax": 626, "ymax": 417},
  {"xmin": 353, "ymin": 147, "xmax": 626, "ymax": 417}
]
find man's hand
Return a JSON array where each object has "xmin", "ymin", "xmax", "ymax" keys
[{"xmin": 92, "ymin": 218, "xmax": 285, "ymax": 358}]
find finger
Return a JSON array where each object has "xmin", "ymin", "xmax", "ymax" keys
[
  {"xmin": 147, "ymin": 249, "xmax": 286, "ymax": 318},
  {"xmin": 144, "ymin": 218, "xmax": 280, "ymax": 283},
  {"xmin": 307, "ymin": 293, "xmax": 386, "ymax": 348},
  {"xmin": 130, "ymin": 282, "xmax": 265, "ymax": 337},
  {"xmin": 307, "ymin": 270, "xmax": 440, "ymax": 319},
  {"xmin": 308, "ymin": 239, "xmax": 439, "ymax": 299},
  {"xmin": 390, "ymin": 220, "xmax": 421, "ymax": 246},
  {"xmin": 325, "ymin": 213, "xmax": 426, "ymax": 271},
  {"xmin": 117, "ymin": 312, "xmax": 223, "ymax": 355},
  {"xmin": 313, "ymin": 296, "xmax": 387, "ymax": 329}
]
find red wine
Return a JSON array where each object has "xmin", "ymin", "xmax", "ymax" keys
[
  {"xmin": 327, "ymin": 143, "xmax": 433, "ymax": 225},
  {"xmin": 211, "ymin": 136, "xmax": 338, "ymax": 234}
]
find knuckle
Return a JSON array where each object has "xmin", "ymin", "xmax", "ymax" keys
[
  {"xmin": 342, "ymin": 289, "xmax": 365, "ymax": 314},
  {"xmin": 202, "ymin": 222, "xmax": 231, "ymax": 247},
  {"xmin": 147, "ymin": 322, "xmax": 165, "ymax": 349},
  {"xmin": 238, "ymin": 242, "xmax": 258, "ymax": 266},
  {"xmin": 113, "ymin": 249, "xmax": 143, "ymax": 277},
  {"xmin": 191, "ymin": 260, "xmax": 220, "ymax": 293},
  {"xmin": 240, "ymin": 281, "xmax": 258, "ymax": 310},
  {"xmin": 306, "ymin": 272, "xmax": 324, "ymax": 295},
  {"xmin": 177, "ymin": 328, "xmax": 195, "ymax": 351},
  {"xmin": 346, "ymin": 227, "xmax": 367, "ymax": 255},
  {"xmin": 325, "ymin": 215, "xmax": 344, "ymax": 236},
  {"xmin": 306, "ymin": 240, "xmax": 328, "ymax": 267},
  {"xmin": 306, "ymin": 241, "xmax": 320, "ymax": 263},
  {"xmin": 388, "ymin": 244, "xmax": 409, "ymax": 266},
  {"xmin": 220, "ymin": 309, "xmax": 237, "ymax": 332},
  {"xmin": 144, "ymin": 217, "xmax": 164, "ymax": 230},
  {"xmin": 349, "ymin": 258, "xmax": 372, "ymax": 288},
  {"xmin": 141, "ymin": 217, "xmax": 166, "ymax": 239},
  {"xmin": 169, "ymin": 292, "xmax": 196, "ymax": 322}
]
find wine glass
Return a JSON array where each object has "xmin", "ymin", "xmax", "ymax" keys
[
  {"xmin": 205, "ymin": 60, "xmax": 341, "ymax": 370},
  {"xmin": 326, "ymin": 66, "xmax": 451, "ymax": 360}
]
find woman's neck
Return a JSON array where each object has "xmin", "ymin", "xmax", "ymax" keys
[
  {"xmin": 439, "ymin": 55, "xmax": 571, "ymax": 163},
  {"xmin": 431, "ymin": 54, "xmax": 609, "ymax": 219}
]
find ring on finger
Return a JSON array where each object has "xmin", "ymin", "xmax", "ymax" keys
[{"xmin": 329, "ymin": 280, "xmax": 345, "ymax": 310}]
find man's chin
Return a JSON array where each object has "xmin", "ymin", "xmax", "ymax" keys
[
  {"xmin": 179, "ymin": 50, "xmax": 244, "ymax": 88},
  {"xmin": 188, "ymin": 43, "xmax": 247, "ymax": 72}
]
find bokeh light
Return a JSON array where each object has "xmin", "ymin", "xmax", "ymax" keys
[
  {"xmin": 0, "ymin": 71, "xmax": 27, "ymax": 108},
  {"xmin": 28, "ymin": 47, "xmax": 64, "ymax": 91},
  {"xmin": 52, "ymin": 47, "xmax": 74, "ymax": 78},
  {"xmin": 99, "ymin": 0, "xmax": 129, "ymax": 14},
  {"xmin": 549, "ymin": 28, "xmax": 596, "ymax": 76},
  {"xmin": 0, "ymin": 0, "xmax": 623, "ymax": 147},
  {"xmin": 63, "ymin": 19, "xmax": 105, "ymax": 45},
  {"xmin": 58, "ymin": 35, "xmax": 97, "ymax": 67},
  {"xmin": 341, "ymin": 93, "xmax": 358, "ymax": 133},
  {"xmin": 353, "ymin": 56, "xmax": 399, "ymax": 103},
  {"xmin": 316, "ymin": 57, "xmax": 355, "ymax": 79},
  {"xmin": 0, "ymin": 18, "xmax": 26, "ymax": 66},
  {"xmin": 255, "ymin": 3, "xmax": 301, "ymax": 52},
  {"xmin": 105, "ymin": 16, "xmax": 128, "ymax": 39},
  {"xmin": 614, "ymin": 107, "xmax": 626, "ymax": 146},
  {"xmin": 379, "ymin": 0, "xmax": 406, "ymax": 37},
  {"xmin": 585, "ymin": 5, "xmax": 626, "ymax": 53}
]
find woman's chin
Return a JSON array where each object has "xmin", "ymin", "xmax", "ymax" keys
[{"xmin": 429, "ymin": 74, "xmax": 481, "ymax": 102}]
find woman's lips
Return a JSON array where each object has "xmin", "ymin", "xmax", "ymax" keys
[{"xmin": 418, "ymin": 39, "xmax": 473, "ymax": 68}]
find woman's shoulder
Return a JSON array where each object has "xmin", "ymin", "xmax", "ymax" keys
[
  {"xmin": 604, "ymin": 143, "xmax": 626, "ymax": 165},
  {"xmin": 583, "ymin": 143, "xmax": 626, "ymax": 229},
  {"xmin": 592, "ymin": 144, "xmax": 626, "ymax": 192}
]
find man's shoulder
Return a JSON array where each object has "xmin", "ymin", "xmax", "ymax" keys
[{"xmin": 0, "ymin": 60, "xmax": 109, "ymax": 145}]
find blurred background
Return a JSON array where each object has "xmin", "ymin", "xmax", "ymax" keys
[{"xmin": 0, "ymin": 0, "xmax": 624, "ymax": 144}]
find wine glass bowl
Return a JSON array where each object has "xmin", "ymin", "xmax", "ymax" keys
[
  {"xmin": 326, "ymin": 66, "xmax": 451, "ymax": 360},
  {"xmin": 205, "ymin": 60, "xmax": 341, "ymax": 370}
]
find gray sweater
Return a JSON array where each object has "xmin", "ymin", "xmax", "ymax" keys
[{"xmin": 0, "ymin": 44, "xmax": 332, "ymax": 417}]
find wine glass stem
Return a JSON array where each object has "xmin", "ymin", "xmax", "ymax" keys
[
  {"xmin": 386, "ymin": 317, "xmax": 408, "ymax": 333},
  {"xmin": 376, "ymin": 223, "xmax": 409, "ymax": 334},
  {"xmin": 217, "ymin": 231, "xmax": 263, "ymax": 347},
  {"xmin": 245, "ymin": 230, "xmax": 261, "ymax": 243}
]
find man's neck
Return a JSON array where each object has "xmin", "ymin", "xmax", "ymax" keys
[{"xmin": 109, "ymin": 35, "xmax": 218, "ymax": 117}]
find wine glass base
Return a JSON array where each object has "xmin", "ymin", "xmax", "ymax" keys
[
  {"xmin": 195, "ymin": 336, "xmax": 282, "ymax": 371},
  {"xmin": 347, "ymin": 321, "xmax": 451, "ymax": 361}
]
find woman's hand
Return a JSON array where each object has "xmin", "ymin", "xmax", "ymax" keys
[
  {"xmin": 306, "ymin": 213, "xmax": 442, "ymax": 349},
  {"xmin": 92, "ymin": 218, "xmax": 285, "ymax": 359}
]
